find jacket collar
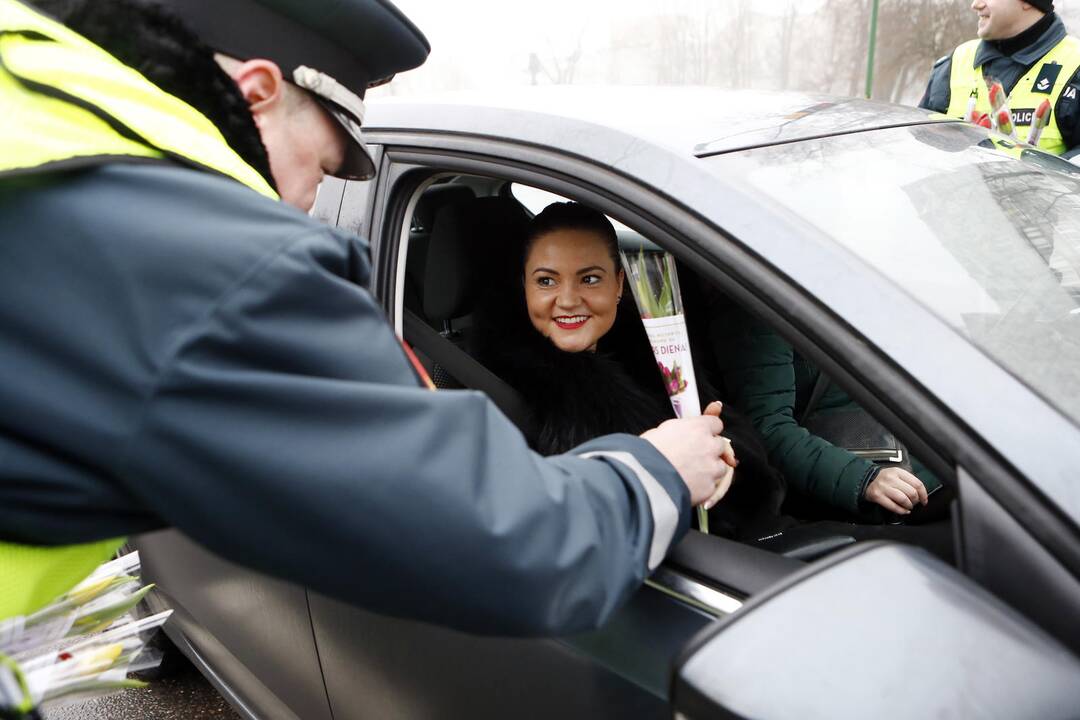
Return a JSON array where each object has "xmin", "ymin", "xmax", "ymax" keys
[{"xmin": 974, "ymin": 13, "xmax": 1067, "ymax": 68}]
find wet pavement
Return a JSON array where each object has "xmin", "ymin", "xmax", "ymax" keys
[{"xmin": 42, "ymin": 658, "xmax": 240, "ymax": 720}]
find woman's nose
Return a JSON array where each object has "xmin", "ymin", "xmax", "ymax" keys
[{"xmin": 556, "ymin": 286, "xmax": 580, "ymax": 308}]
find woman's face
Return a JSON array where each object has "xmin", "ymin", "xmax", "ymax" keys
[{"xmin": 523, "ymin": 228, "xmax": 624, "ymax": 353}]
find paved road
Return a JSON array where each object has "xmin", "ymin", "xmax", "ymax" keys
[{"xmin": 42, "ymin": 657, "xmax": 239, "ymax": 720}]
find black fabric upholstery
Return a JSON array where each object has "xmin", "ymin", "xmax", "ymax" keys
[
  {"xmin": 405, "ymin": 184, "xmax": 474, "ymax": 316},
  {"xmin": 422, "ymin": 196, "xmax": 530, "ymax": 324},
  {"xmin": 413, "ymin": 184, "xmax": 474, "ymax": 232}
]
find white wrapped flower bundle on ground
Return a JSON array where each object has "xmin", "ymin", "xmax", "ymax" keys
[{"xmin": 0, "ymin": 552, "xmax": 170, "ymax": 719}]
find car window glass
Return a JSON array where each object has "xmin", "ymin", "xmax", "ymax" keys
[
  {"xmin": 707, "ymin": 123, "xmax": 1080, "ymax": 430},
  {"xmin": 509, "ymin": 183, "xmax": 660, "ymax": 252},
  {"xmin": 309, "ymin": 177, "xmax": 346, "ymax": 226},
  {"xmin": 509, "ymin": 184, "xmax": 566, "ymax": 215}
]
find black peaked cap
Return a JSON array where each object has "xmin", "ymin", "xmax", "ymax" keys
[{"xmin": 157, "ymin": 0, "xmax": 430, "ymax": 96}]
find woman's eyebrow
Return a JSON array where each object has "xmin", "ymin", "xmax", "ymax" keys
[
  {"xmin": 576, "ymin": 266, "xmax": 606, "ymax": 275},
  {"xmin": 531, "ymin": 267, "xmax": 559, "ymax": 275}
]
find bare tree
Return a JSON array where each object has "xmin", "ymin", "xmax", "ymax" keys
[
  {"xmin": 724, "ymin": 0, "xmax": 754, "ymax": 88},
  {"xmin": 530, "ymin": 27, "xmax": 587, "ymax": 85},
  {"xmin": 874, "ymin": 0, "xmax": 972, "ymax": 103},
  {"xmin": 777, "ymin": 1, "xmax": 799, "ymax": 90}
]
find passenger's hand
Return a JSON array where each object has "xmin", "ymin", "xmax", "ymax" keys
[
  {"xmin": 641, "ymin": 401, "xmax": 735, "ymax": 507},
  {"xmin": 864, "ymin": 467, "xmax": 928, "ymax": 515}
]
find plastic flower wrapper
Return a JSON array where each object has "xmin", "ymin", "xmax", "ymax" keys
[
  {"xmin": 0, "ymin": 552, "xmax": 171, "ymax": 717},
  {"xmin": 619, "ymin": 246, "xmax": 710, "ymax": 533},
  {"xmin": 0, "ymin": 553, "xmax": 143, "ymax": 658}
]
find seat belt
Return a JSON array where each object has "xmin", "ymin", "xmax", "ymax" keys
[{"xmin": 402, "ymin": 309, "xmax": 532, "ymax": 431}]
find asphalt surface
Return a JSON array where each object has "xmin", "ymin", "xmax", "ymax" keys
[{"xmin": 42, "ymin": 658, "xmax": 239, "ymax": 720}]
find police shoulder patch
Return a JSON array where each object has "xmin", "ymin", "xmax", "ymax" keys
[{"xmin": 1033, "ymin": 62, "xmax": 1064, "ymax": 94}]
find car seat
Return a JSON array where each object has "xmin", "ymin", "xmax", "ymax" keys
[{"xmin": 402, "ymin": 194, "xmax": 534, "ymax": 429}]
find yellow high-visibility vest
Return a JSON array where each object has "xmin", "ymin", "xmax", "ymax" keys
[
  {"xmin": 0, "ymin": 0, "xmax": 277, "ymax": 195},
  {"xmin": 0, "ymin": 0, "xmax": 277, "ymax": 619},
  {"xmin": 945, "ymin": 35, "xmax": 1080, "ymax": 155}
]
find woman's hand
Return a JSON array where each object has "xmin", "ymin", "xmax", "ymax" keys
[{"xmin": 864, "ymin": 467, "xmax": 928, "ymax": 515}]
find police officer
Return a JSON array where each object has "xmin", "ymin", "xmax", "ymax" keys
[
  {"xmin": 921, "ymin": 0, "xmax": 1080, "ymax": 156},
  {"xmin": 0, "ymin": 0, "xmax": 736, "ymax": 634}
]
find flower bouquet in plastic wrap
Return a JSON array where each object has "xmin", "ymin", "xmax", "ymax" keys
[
  {"xmin": 0, "ymin": 551, "xmax": 171, "ymax": 719},
  {"xmin": 620, "ymin": 246, "xmax": 710, "ymax": 533}
]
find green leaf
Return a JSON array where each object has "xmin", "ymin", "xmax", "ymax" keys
[
  {"xmin": 68, "ymin": 584, "xmax": 155, "ymax": 637},
  {"xmin": 657, "ymin": 261, "xmax": 673, "ymax": 316}
]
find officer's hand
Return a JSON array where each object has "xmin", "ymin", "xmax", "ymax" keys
[
  {"xmin": 864, "ymin": 467, "xmax": 928, "ymax": 515},
  {"xmin": 641, "ymin": 401, "xmax": 734, "ymax": 507}
]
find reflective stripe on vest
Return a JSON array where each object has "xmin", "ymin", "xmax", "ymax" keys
[
  {"xmin": 946, "ymin": 35, "xmax": 1080, "ymax": 155},
  {"xmin": 0, "ymin": 0, "xmax": 277, "ymax": 198}
]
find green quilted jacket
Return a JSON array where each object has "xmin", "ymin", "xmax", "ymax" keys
[{"xmin": 711, "ymin": 303, "xmax": 939, "ymax": 516}]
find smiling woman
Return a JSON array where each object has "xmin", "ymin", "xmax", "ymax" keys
[
  {"xmin": 474, "ymin": 201, "xmax": 676, "ymax": 454},
  {"xmin": 523, "ymin": 203, "xmax": 625, "ymax": 353},
  {"xmin": 463, "ymin": 196, "xmax": 784, "ymax": 539}
]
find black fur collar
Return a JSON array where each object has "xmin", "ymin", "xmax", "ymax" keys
[{"xmin": 480, "ymin": 323, "xmax": 673, "ymax": 455}]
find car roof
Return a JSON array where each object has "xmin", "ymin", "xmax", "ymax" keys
[{"xmin": 364, "ymin": 86, "xmax": 956, "ymax": 157}]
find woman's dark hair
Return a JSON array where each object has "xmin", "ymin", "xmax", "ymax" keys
[
  {"xmin": 522, "ymin": 202, "xmax": 620, "ymax": 270},
  {"xmin": 30, "ymin": 0, "xmax": 275, "ymax": 188}
]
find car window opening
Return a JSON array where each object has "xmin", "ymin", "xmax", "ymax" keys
[{"xmin": 401, "ymin": 174, "xmax": 958, "ymax": 569}]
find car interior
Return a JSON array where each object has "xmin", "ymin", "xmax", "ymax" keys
[{"xmin": 397, "ymin": 173, "xmax": 958, "ymax": 572}]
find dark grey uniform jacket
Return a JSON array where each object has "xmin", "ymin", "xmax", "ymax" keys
[
  {"xmin": 0, "ymin": 162, "xmax": 690, "ymax": 636},
  {"xmin": 919, "ymin": 14, "xmax": 1080, "ymax": 158}
]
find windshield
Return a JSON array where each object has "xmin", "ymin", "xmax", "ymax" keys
[{"xmin": 707, "ymin": 123, "xmax": 1080, "ymax": 428}]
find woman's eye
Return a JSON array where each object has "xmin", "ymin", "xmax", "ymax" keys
[
  {"xmin": 536, "ymin": 277, "xmax": 556, "ymax": 288},
  {"xmin": 582, "ymin": 275, "xmax": 602, "ymax": 285}
]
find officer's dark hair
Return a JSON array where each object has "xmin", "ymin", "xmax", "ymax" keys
[
  {"xmin": 522, "ymin": 202, "xmax": 621, "ymax": 270},
  {"xmin": 30, "ymin": 0, "xmax": 275, "ymax": 188}
]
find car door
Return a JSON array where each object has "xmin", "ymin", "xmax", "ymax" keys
[{"xmin": 300, "ymin": 147, "xmax": 845, "ymax": 720}]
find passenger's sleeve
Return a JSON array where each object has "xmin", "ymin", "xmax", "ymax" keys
[
  {"xmin": 712, "ymin": 308, "xmax": 874, "ymax": 514},
  {"xmin": 115, "ymin": 229, "xmax": 690, "ymax": 637},
  {"xmin": 919, "ymin": 55, "xmax": 952, "ymax": 113}
]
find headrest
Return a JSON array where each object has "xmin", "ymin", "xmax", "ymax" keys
[
  {"xmin": 423, "ymin": 197, "xmax": 530, "ymax": 323},
  {"xmin": 413, "ymin": 184, "xmax": 475, "ymax": 232}
]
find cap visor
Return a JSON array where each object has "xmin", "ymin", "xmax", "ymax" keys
[{"xmin": 323, "ymin": 104, "xmax": 376, "ymax": 180}]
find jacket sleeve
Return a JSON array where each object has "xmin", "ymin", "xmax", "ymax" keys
[
  {"xmin": 1055, "ymin": 65, "xmax": 1080, "ymax": 158},
  {"xmin": 713, "ymin": 308, "xmax": 875, "ymax": 515},
  {"xmin": 115, "ymin": 229, "xmax": 690, "ymax": 637},
  {"xmin": 919, "ymin": 54, "xmax": 953, "ymax": 113}
]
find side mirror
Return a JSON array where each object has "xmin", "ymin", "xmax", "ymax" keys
[{"xmin": 671, "ymin": 543, "xmax": 1080, "ymax": 720}]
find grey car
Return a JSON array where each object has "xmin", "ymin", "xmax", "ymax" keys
[{"xmin": 137, "ymin": 87, "xmax": 1080, "ymax": 720}]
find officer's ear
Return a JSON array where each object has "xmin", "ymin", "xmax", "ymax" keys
[{"xmin": 227, "ymin": 59, "xmax": 286, "ymax": 114}]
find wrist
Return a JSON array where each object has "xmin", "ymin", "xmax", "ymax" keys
[{"xmin": 859, "ymin": 464, "xmax": 883, "ymax": 500}]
